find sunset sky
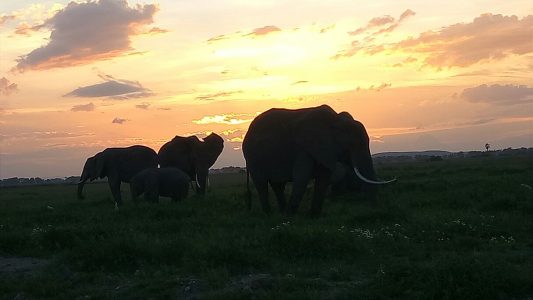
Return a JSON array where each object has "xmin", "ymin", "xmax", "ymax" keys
[{"xmin": 1, "ymin": 0, "xmax": 532, "ymax": 178}]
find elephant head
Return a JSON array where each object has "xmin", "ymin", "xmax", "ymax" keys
[
  {"xmin": 158, "ymin": 133, "xmax": 224, "ymax": 195},
  {"xmin": 294, "ymin": 106, "xmax": 393, "ymax": 189},
  {"xmin": 77, "ymin": 152, "xmax": 107, "ymax": 199}
]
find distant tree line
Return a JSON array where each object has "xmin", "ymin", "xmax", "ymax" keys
[{"xmin": 1, "ymin": 148, "xmax": 531, "ymax": 187}]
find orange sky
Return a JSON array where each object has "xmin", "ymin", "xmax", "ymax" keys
[{"xmin": 1, "ymin": 0, "xmax": 532, "ymax": 178}]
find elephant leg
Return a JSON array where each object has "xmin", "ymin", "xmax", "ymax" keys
[
  {"xmin": 288, "ymin": 154, "xmax": 314, "ymax": 215},
  {"xmin": 270, "ymin": 181, "xmax": 287, "ymax": 213},
  {"xmin": 129, "ymin": 184, "xmax": 139, "ymax": 205},
  {"xmin": 310, "ymin": 174, "xmax": 330, "ymax": 217},
  {"xmin": 251, "ymin": 174, "xmax": 270, "ymax": 213},
  {"xmin": 108, "ymin": 179, "xmax": 122, "ymax": 206}
]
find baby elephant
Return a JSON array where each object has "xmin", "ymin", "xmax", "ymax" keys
[{"xmin": 130, "ymin": 168, "xmax": 190, "ymax": 203}]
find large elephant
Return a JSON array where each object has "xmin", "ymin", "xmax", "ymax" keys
[
  {"xmin": 242, "ymin": 105, "xmax": 394, "ymax": 216},
  {"xmin": 77, "ymin": 145, "xmax": 158, "ymax": 207},
  {"xmin": 130, "ymin": 167, "xmax": 190, "ymax": 203},
  {"xmin": 158, "ymin": 133, "xmax": 224, "ymax": 195}
]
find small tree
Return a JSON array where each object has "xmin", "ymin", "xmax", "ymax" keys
[{"xmin": 485, "ymin": 143, "xmax": 490, "ymax": 152}]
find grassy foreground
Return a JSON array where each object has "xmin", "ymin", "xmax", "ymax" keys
[{"xmin": 1, "ymin": 154, "xmax": 532, "ymax": 299}]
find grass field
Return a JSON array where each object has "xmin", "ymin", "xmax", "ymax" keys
[{"xmin": 1, "ymin": 154, "xmax": 532, "ymax": 299}]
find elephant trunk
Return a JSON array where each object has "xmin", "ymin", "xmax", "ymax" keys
[{"xmin": 77, "ymin": 179, "xmax": 87, "ymax": 200}]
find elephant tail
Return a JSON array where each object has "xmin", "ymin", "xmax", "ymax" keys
[{"xmin": 245, "ymin": 167, "xmax": 252, "ymax": 210}]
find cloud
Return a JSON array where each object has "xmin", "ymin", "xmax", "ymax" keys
[
  {"xmin": 292, "ymin": 80, "xmax": 309, "ymax": 85},
  {"xmin": 319, "ymin": 24, "xmax": 335, "ymax": 34},
  {"xmin": 334, "ymin": 9, "xmax": 415, "ymax": 60},
  {"xmin": 348, "ymin": 9, "xmax": 415, "ymax": 36},
  {"xmin": 14, "ymin": 22, "xmax": 45, "ymax": 35},
  {"xmin": 335, "ymin": 13, "xmax": 532, "ymax": 65},
  {"xmin": 146, "ymin": 27, "xmax": 168, "ymax": 35},
  {"xmin": 244, "ymin": 25, "xmax": 281, "ymax": 37},
  {"xmin": 70, "ymin": 102, "xmax": 95, "ymax": 112},
  {"xmin": 135, "ymin": 102, "xmax": 151, "ymax": 110},
  {"xmin": 0, "ymin": 77, "xmax": 18, "ymax": 96},
  {"xmin": 207, "ymin": 34, "xmax": 229, "ymax": 43},
  {"xmin": 112, "ymin": 117, "xmax": 128, "ymax": 124},
  {"xmin": 65, "ymin": 74, "xmax": 153, "ymax": 99},
  {"xmin": 394, "ymin": 14, "xmax": 532, "ymax": 68},
  {"xmin": 399, "ymin": 9, "xmax": 416, "ymax": 22},
  {"xmin": 392, "ymin": 56, "xmax": 418, "ymax": 67},
  {"xmin": 193, "ymin": 114, "xmax": 254, "ymax": 125},
  {"xmin": 196, "ymin": 90, "xmax": 242, "ymax": 101},
  {"xmin": 13, "ymin": 0, "xmax": 157, "ymax": 72},
  {"xmin": 356, "ymin": 82, "xmax": 391, "ymax": 92},
  {"xmin": 0, "ymin": 15, "xmax": 16, "ymax": 26},
  {"xmin": 461, "ymin": 84, "xmax": 533, "ymax": 105}
]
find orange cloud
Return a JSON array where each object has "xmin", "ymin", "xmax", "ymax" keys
[
  {"xmin": 70, "ymin": 103, "xmax": 95, "ymax": 112},
  {"xmin": 244, "ymin": 25, "xmax": 281, "ymax": 37},
  {"xmin": 395, "ymin": 14, "xmax": 533, "ymax": 68},
  {"xmin": 0, "ymin": 15, "xmax": 16, "ymax": 26},
  {"xmin": 461, "ymin": 84, "xmax": 533, "ymax": 105},
  {"xmin": 348, "ymin": 9, "xmax": 415, "ymax": 36},
  {"xmin": 0, "ymin": 77, "xmax": 18, "ymax": 96},
  {"xmin": 13, "ymin": 0, "xmax": 158, "ymax": 72}
]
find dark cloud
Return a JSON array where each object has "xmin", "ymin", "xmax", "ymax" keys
[
  {"xmin": 64, "ymin": 74, "xmax": 153, "ymax": 99},
  {"xmin": 244, "ymin": 25, "xmax": 281, "ymax": 37},
  {"xmin": 112, "ymin": 117, "xmax": 128, "ymax": 124},
  {"xmin": 71, "ymin": 102, "xmax": 95, "ymax": 112},
  {"xmin": 135, "ymin": 102, "xmax": 150, "ymax": 110},
  {"xmin": 196, "ymin": 90, "xmax": 242, "ymax": 101},
  {"xmin": 0, "ymin": 77, "xmax": 18, "ymax": 96},
  {"xmin": 13, "ymin": 0, "xmax": 157, "ymax": 72},
  {"xmin": 461, "ymin": 84, "xmax": 533, "ymax": 105}
]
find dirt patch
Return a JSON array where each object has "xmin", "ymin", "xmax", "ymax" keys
[{"xmin": 0, "ymin": 256, "xmax": 49, "ymax": 275}]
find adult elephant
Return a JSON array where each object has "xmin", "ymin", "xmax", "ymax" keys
[
  {"xmin": 242, "ymin": 105, "xmax": 394, "ymax": 216},
  {"xmin": 130, "ymin": 167, "xmax": 190, "ymax": 203},
  {"xmin": 158, "ymin": 133, "xmax": 224, "ymax": 195},
  {"xmin": 77, "ymin": 145, "xmax": 158, "ymax": 207}
]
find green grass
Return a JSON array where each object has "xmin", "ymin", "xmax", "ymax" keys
[{"xmin": 1, "ymin": 154, "xmax": 532, "ymax": 299}]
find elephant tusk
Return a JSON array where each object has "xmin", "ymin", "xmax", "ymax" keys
[
  {"xmin": 195, "ymin": 174, "xmax": 201, "ymax": 188},
  {"xmin": 353, "ymin": 167, "xmax": 396, "ymax": 184}
]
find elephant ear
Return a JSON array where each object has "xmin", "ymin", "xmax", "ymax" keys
[
  {"xmin": 95, "ymin": 152, "xmax": 107, "ymax": 179},
  {"xmin": 201, "ymin": 133, "xmax": 224, "ymax": 167},
  {"xmin": 293, "ymin": 105, "xmax": 339, "ymax": 172}
]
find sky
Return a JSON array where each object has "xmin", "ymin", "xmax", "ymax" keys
[{"xmin": 0, "ymin": 0, "xmax": 532, "ymax": 179}]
